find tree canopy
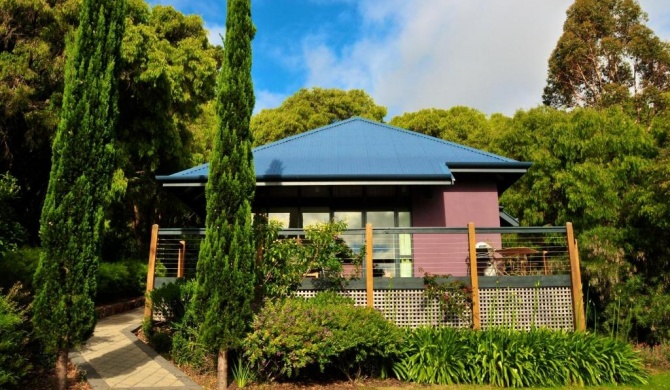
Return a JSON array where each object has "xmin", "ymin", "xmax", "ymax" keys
[
  {"xmin": 389, "ymin": 106, "xmax": 494, "ymax": 150},
  {"xmin": 543, "ymin": 0, "xmax": 670, "ymax": 122},
  {"xmin": 0, "ymin": 0, "xmax": 221, "ymax": 253},
  {"xmin": 251, "ymin": 87, "xmax": 387, "ymax": 145}
]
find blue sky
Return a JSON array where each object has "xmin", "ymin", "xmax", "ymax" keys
[{"xmin": 148, "ymin": 0, "xmax": 670, "ymax": 119}]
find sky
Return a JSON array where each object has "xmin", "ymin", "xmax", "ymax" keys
[{"xmin": 147, "ymin": 0, "xmax": 670, "ymax": 119}]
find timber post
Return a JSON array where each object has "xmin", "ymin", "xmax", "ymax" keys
[
  {"xmin": 144, "ymin": 224, "xmax": 159, "ymax": 320},
  {"xmin": 177, "ymin": 240, "xmax": 186, "ymax": 278},
  {"xmin": 365, "ymin": 223, "xmax": 374, "ymax": 308},
  {"xmin": 467, "ymin": 222, "xmax": 481, "ymax": 330},
  {"xmin": 566, "ymin": 222, "xmax": 586, "ymax": 331}
]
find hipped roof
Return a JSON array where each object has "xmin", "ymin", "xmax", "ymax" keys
[{"xmin": 158, "ymin": 117, "xmax": 530, "ymax": 186}]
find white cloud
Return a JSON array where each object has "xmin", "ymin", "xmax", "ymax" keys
[
  {"xmin": 206, "ymin": 23, "xmax": 225, "ymax": 47},
  {"xmin": 255, "ymin": 89, "xmax": 287, "ymax": 113},
  {"xmin": 299, "ymin": 0, "xmax": 575, "ymax": 117}
]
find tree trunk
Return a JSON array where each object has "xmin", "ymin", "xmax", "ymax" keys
[
  {"xmin": 56, "ymin": 349, "xmax": 68, "ymax": 390},
  {"xmin": 217, "ymin": 348, "xmax": 228, "ymax": 390}
]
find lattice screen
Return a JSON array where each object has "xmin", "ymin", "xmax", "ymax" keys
[
  {"xmin": 297, "ymin": 287, "xmax": 573, "ymax": 330},
  {"xmin": 479, "ymin": 287, "xmax": 573, "ymax": 330},
  {"xmin": 296, "ymin": 289, "xmax": 471, "ymax": 328}
]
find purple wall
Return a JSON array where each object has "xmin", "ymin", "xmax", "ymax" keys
[{"xmin": 411, "ymin": 182, "xmax": 502, "ymax": 277}]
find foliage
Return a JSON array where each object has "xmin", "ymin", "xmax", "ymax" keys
[
  {"xmin": 0, "ymin": 0, "xmax": 220, "ymax": 252},
  {"xmin": 0, "ymin": 284, "xmax": 31, "ymax": 388},
  {"xmin": 182, "ymin": 1, "xmax": 255, "ymax": 388},
  {"xmin": 389, "ymin": 106, "xmax": 493, "ymax": 150},
  {"xmin": 32, "ymin": 5, "xmax": 126, "ymax": 381},
  {"xmin": 637, "ymin": 342, "xmax": 670, "ymax": 372},
  {"xmin": 0, "ymin": 174, "xmax": 25, "ymax": 257},
  {"xmin": 150, "ymin": 331, "xmax": 172, "ymax": 354},
  {"xmin": 0, "ymin": 0, "xmax": 78, "ymax": 241},
  {"xmin": 491, "ymin": 106, "xmax": 670, "ymax": 341},
  {"xmin": 171, "ymin": 318, "xmax": 214, "ymax": 373},
  {"xmin": 113, "ymin": 1, "xmax": 222, "ymax": 252},
  {"xmin": 543, "ymin": 0, "xmax": 670, "ymax": 122},
  {"xmin": 251, "ymin": 88, "xmax": 387, "ymax": 146},
  {"xmin": 254, "ymin": 218, "xmax": 308, "ymax": 299},
  {"xmin": 0, "ymin": 247, "xmax": 41, "ymax": 292},
  {"xmin": 231, "ymin": 357, "xmax": 254, "ymax": 388},
  {"xmin": 255, "ymin": 219, "xmax": 362, "ymax": 299},
  {"xmin": 422, "ymin": 274, "xmax": 472, "ymax": 322},
  {"xmin": 394, "ymin": 326, "xmax": 648, "ymax": 387},
  {"xmin": 301, "ymin": 220, "xmax": 363, "ymax": 290},
  {"xmin": 149, "ymin": 279, "xmax": 196, "ymax": 324},
  {"xmin": 244, "ymin": 293, "xmax": 403, "ymax": 381},
  {"xmin": 96, "ymin": 259, "xmax": 147, "ymax": 304}
]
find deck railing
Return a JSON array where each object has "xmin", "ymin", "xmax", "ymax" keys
[{"xmin": 144, "ymin": 223, "xmax": 584, "ymax": 331}]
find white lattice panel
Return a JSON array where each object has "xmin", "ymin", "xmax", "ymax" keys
[
  {"xmin": 479, "ymin": 287, "xmax": 573, "ymax": 330},
  {"xmin": 296, "ymin": 289, "xmax": 471, "ymax": 328}
]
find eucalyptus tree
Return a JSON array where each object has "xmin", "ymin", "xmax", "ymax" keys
[
  {"xmin": 31, "ymin": 0, "xmax": 126, "ymax": 388},
  {"xmin": 544, "ymin": 0, "xmax": 670, "ymax": 122}
]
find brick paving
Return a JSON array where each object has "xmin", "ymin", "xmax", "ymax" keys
[{"xmin": 71, "ymin": 307, "xmax": 201, "ymax": 389}]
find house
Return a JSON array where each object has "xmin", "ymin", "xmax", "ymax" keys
[{"xmin": 157, "ymin": 117, "xmax": 531, "ymax": 278}]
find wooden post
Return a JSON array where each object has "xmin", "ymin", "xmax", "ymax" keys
[
  {"xmin": 177, "ymin": 240, "xmax": 186, "ymax": 278},
  {"xmin": 365, "ymin": 223, "xmax": 374, "ymax": 308},
  {"xmin": 144, "ymin": 224, "xmax": 159, "ymax": 320},
  {"xmin": 566, "ymin": 222, "xmax": 586, "ymax": 331},
  {"xmin": 467, "ymin": 222, "xmax": 481, "ymax": 330}
]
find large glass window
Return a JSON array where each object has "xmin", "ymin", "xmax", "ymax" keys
[
  {"xmin": 334, "ymin": 211, "xmax": 364, "ymax": 254},
  {"xmin": 267, "ymin": 207, "xmax": 299, "ymax": 228},
  {"xmin": 301, "ymin": 207, "xmax": 330, "ymax": 227},
  {"xmin": 255, "ymin": 185, "xmax": 413, "ymax": 277}
]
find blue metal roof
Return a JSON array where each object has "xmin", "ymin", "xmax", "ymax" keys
[{"xmin": 158, "ymin": 117, "xmax": 530, "ymax": 183}]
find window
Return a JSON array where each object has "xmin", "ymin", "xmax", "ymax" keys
[{"xmin": 302, "ymin": 207, "xmax": 330, "ymax": 227}]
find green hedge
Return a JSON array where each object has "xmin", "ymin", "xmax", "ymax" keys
[
  {"xmin": 394, "ymin": 327, "xmax": 648, "ymax": 387},
  {"xmin": 96, "ymin": 259, "xmax": 147, "ymax": 304},
  {"xmin": 244, "ymin": 292, "xmax": 403, "ymax": 381},
  {"xmin": 0, "ymin": 248, "xmax": 146, "ymax": 305}
]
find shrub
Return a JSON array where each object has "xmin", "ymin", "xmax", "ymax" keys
[
  {"xmin": 244, "ymin": 293, "xmax": 403, "ymax": 381},
  {"xmin": 96, "ymin": 259, "xmax": 147, "ymax": 304},
  {"xmin": 254, "ymin": 219, "xmax": 363, "ymax": 301},
  {"xmin": 169, "ymin": 279, "xmax": 213, "ymax": 372},
  {"xmin": 394, "ymin": 327, "xmax": 648, "ymax": 387},
  {"xmin": 637, "ymin": 342, "xmax": 670, "ymax": 371},
  {"xmin": 150, "ymin": 279, "xmax": 196, "ymax": 324},
  {"xmin": 171, "ymin": 315, "xmax": 214, "ymax": 373},
  {"xmin": 0, "ymin": 247, "xmax": 41, "ymax": 291},
  {"xmin": 151, "ymin": 332, "xmax": 172, "ymax": 354},
  {"xmin": 0, "ymin": 285, "xmax": 31, "ymax": 387}
]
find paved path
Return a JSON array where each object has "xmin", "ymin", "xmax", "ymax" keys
[{"xmin": 71, "ymin": 307, "xmax": 201, "ymax": 389}]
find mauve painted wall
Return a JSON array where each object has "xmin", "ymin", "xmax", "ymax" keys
[{"xmin": 411, "ymin": 182, "xmax": 501, "ymax": 277}]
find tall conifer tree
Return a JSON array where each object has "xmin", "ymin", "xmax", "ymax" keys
[
  {"xmin": 32, "ymin": 0, "xmax": 126, "ymax": 388},
  {"xmin": 190, "ymin": 0, "xmax": 255, "ymax": 388}
]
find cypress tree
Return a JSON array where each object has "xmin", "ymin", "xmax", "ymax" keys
[
  {"xmin": 189, "ymin": 0, "xmax": 255, "ymax": 388},
  {"xmin": 32, "ymin": 1, "xmax": 126, "ymax": 389}
]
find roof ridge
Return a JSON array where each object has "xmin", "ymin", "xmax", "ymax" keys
[{"xmin": 254, "ymin": 117, "xmax": 360, "ymax": 152}]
